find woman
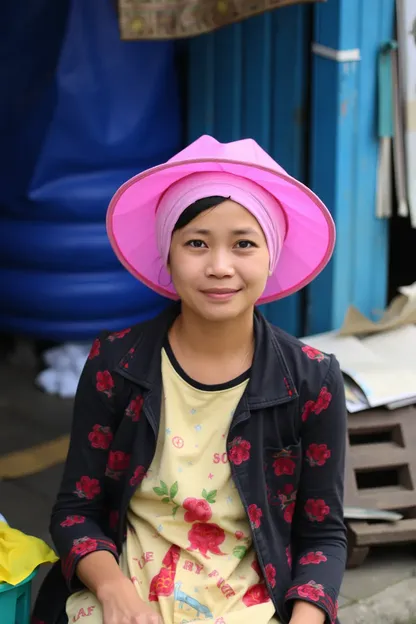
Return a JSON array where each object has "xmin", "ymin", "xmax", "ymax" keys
[{"xmin": 33, "ymin": 135, "xmax": 347, "ymax": 624}]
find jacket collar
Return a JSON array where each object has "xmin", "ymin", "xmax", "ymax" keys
[{"xmin": 116, "ymin": 303, "xmax": 298, "ymax": 408}]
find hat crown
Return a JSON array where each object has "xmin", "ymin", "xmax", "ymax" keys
[{"xmin": 168, "ymin": 135, "xmax": 287, "ymax": 176}]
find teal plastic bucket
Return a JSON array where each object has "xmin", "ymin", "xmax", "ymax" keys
[{"xmin": 0, "ymin": 570, "xmax": 37, "ymax": 624}]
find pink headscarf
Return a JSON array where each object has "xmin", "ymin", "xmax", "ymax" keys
[{"xmin": 155, "ymin": 171, "xmax": 287, "ymax": 272}]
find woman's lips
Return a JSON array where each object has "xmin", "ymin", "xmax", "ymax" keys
[{"xmin": 201, "ymin": 288, "xmax": 241, "ymax": 300}]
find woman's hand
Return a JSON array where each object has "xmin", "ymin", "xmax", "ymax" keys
[
  {"xmin": 98, "ymin": 576, "xmax": 163, "ymax": 624},
  {"xmin": 289, "ymin": 600, "xmax": 325, "ymax": 624}
]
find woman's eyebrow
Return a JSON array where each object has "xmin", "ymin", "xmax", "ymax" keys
[{"xmin": 183, "ymin": 227, "xmax": 260, "ymax": 236}]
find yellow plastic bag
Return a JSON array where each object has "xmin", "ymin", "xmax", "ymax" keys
[{"xmin": 0, "ymin": 521, "xmax": 58, "ymax": 585}]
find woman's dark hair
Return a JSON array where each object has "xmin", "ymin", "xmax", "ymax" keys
[{"xmin": 172, "ymin": 196, "xmax": 229, "ymax": 232}]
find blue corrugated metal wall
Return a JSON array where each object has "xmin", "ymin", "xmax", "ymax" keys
[
  {"xmin": 187, "ymin": 0, "xmax": 395, "ymax": 337},
  {"xmin": 187, "ymin": 5, "xmax": 312, "ymax": 336},
  {"xmin": 307, "ymin": 0, "xmax": 395, "ymax": 334}
]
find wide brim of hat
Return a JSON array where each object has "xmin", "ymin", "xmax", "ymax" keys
[{"xmin": 107, "ymin": 158, "xmax": 335, "ymax": 305}]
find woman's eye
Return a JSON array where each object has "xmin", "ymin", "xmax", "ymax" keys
[
  {"xmin": 236, "ymin": 240, "xmax": 256, "ymax": 249},
  {"xmin": 186, "ymin": 239, "xmax": 207, "ymax": 248}
]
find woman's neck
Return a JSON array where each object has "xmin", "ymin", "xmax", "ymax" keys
[
  {"xmin": 168, "ymin": 305, "xmax": 255, "ymax": 385},
  {"xmin": 172, "ymin": 305, "xmax": 255, "ymax": 357}
]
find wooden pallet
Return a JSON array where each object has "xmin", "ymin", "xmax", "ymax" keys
[{"xmin": 344, "ymin": 406, "xmax": 416, "ymax": 567}]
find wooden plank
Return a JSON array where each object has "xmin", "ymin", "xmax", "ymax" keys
[{"xmin": 349, "ymin": 518, "xmax": 416, "ymax": 546}]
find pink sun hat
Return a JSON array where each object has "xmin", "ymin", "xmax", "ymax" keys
[{"xmin": 106, "ymin": 135, "xmax": 335, "ymax": 304}]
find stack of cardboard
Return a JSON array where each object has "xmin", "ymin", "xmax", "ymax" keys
[{"xmin": 301, "ymin": 283, "xmax": 416, "ymax": 413}]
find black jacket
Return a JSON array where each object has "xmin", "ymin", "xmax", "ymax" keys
[{"xmin": 33, "ymin": 304, "xmax": 347, "ymax": 624}]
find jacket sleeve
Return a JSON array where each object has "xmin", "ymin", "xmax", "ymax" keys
[
  {"xmin": 285, "ymin": 355, "xmax": 348, "ymax": 624},
  {"xmin": 50, "ymin": 332, "xmax": 120, "ymax": 591}
]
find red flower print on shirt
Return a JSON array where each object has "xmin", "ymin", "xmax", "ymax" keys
[
  {"xmin": 109, "ymin": 510, "xmax": 119, "ymax": 531},
  {"xmin": 248, "ymin": 504, "xmax": 263, "ymax": 529},
  {"xmin": 96, "ymin": 371, "xmax": 114, "ymax": 397},
  {"xmin": 126, "ymin": 396, "xmax": 143, "ymax": 422},
  {"xmin": 301, "ymin": 386, "xmax": 332, "ymax": 422},
  {"xmin": 243, "ymin": 558, "xmax": 272, "ymax": 607},
  {"xmin": 296, "ymin": 581, "xmax": 325, "ymax": 602},
  {"xmin": 75, "ymin": 476, "xmax": 101, "ymax": 500},
  {"xmin": 272, "ymin": 448, "xmax": 297, "ymax": 476},
  {"xmin": 187, "ymin": 522, "xmax": 226, "ymax": 559},
  {"xmin": 130, "ymin": 465, "xmax": 146, "ymax": 487},
  {"xmin": 251, "ymin": 559, "xmax": 261, "ymax": 576},
  {"xmin": 228, "ymin": 437, "xmax": 251, "ymax": 465},
  {"xmin": 302, "ymin": 345, "xmax": 325, "ymax": 362},
  {"xmin": 88, "ymin": 424, "xmax": 113, "ymax": 450},
  {"xmin": 243, "ymin": 583, "xmax": 270, "ymax": 607},
  {"xmin": 88, "ymin": 338, "xmax": 100, "ymax": 360},
  {"xmin": 60, "ymin": 515, "xmax": 85, "ymax": 528},
  {"xmin": 278, "ymin": 484, "xmax": 297, "ymax": 524},
  {"xmin": 286, "ymin": 545, "xmax": 292, "ymax": 569},
  {"xmin": 305, "ymin": 499, "xmax": 330, "ymax": 522},
  {"xmin": 300, "ymin": 551, "xmax": 328, "ymax": 565},
  {"xmin": 71, "ymin": 537, "xmax": 98, "ymax": 557},
  {"xmin": 235, "ymin": 530, "xmax": 245, "ymax": 540},
  {"xmin": 264, "ymin": 563, "xmax": 276, "ymax": 588},
  {"xmin": 107, "ymin": 328, "xmax": 131, "ymax": 341},
  {"xmin": 306, "ymin": 443, "xmax": 331, "ymax": 467},
  {"xmin": 183, "ymin": 498, "xmax": 212, "ymax": 523}
]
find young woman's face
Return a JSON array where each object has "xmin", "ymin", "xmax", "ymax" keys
[{"xmin": 168, "ymin": 200, "xmax": 270, "ymax": 321}]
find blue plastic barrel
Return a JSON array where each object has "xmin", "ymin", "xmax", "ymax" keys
[{"xmin": 0, "ymin": 0, "xmax": 178, "ymax": 340}]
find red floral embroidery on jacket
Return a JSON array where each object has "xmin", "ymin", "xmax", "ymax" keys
[
  {"xmin": 286, "ymin": 545, "xmax": 292, "ymax": 569},
  {"xmin": 88, "ymin": 424, "xmax": 113, "ymax": 450},
  {"xmin": 305, "ymin": 498, "xmax": 330, "ymax": 522},
  {"xmin": 107, "ymin": 328, "xmax": 131, "ymax": 341},
  {"xmin": 109, "ymin": 510, "xmax": 119, "ymax": 531},
  {"xmin": 302, "ymin": 386, "xmax": 332, "ymax": 422},
  {"xmin": 272, "ymin": 448, "xmax": 297, "ymax": 476},
  {"xmin": 96, "ymin": 371, "xmax": 114, "ymax": 397},
  {"xmin": 302, "ymin": 345, "xmax": 325, "ymax": 362},
  {"xmin": 306, "ymin": 443, "xmax": 331, "ymax": 467},
  {"xmin": 126, "ymin": 396, "xmax": 143, "ymax": 422},
  {"xmin": 248, "ymin": 503, "xmax": 263, "ymax": 529},
  {"xmin": 264, "ymin": 563, "xmax": 276, "ymax": 588},
  {"xmin": 300, "ymin": 551, "xmax": 328, "ymax": 565},
  {"xmin": 71, "ymin": 537, "xmax": 98, "ymax": 556},
  {"xmin": 295, "ymin": 580, "xmax": 325, "ymax": 601},
  {"xmin": 88, "ymin": 338, "xmax": 100, "ymax": 360},
  {"xmin": 106, "ymin": 451, "xmax": 131, "ymax": 479},
  {"xmin": 60, "ymin": 515, "xmax": 86, "ymax": 528},
  {"xmin": 278, "ymin": 484, "xmax": 297, "ymax": 523},
  {"xmin": 130, "ymin": 465, "xmax": 146, "ymax": 487},
  {"xmin": 74, "ymin": 476, "xmax": 101, "ymax": 500},
  {"xmin": 228, "ymin": 437, "xmax": 251, "ymax": 465}
]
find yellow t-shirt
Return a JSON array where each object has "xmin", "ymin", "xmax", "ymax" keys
[{"xmin": 66, "ymin": 346, "xmax": 278, "ymax": 624}]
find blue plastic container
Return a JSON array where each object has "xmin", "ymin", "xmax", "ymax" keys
[{"xmin": 0, "ymin": 570, "xmax": 37, "ymax": 624}]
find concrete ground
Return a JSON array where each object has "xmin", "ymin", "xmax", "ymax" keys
[{"xmin": 1, "ymin": 349, "xmax": 416, "ymax": 623}]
